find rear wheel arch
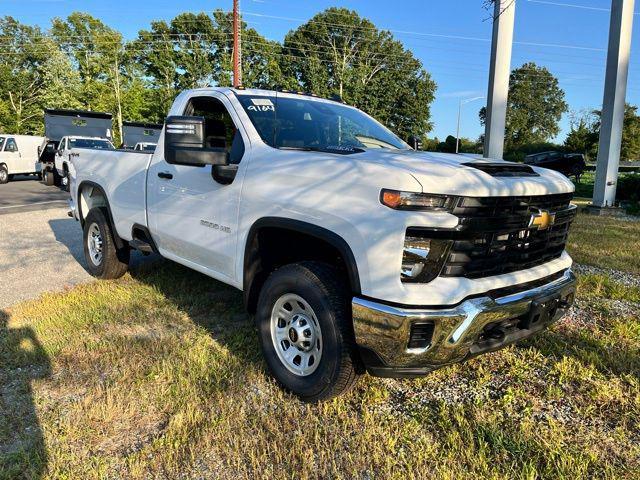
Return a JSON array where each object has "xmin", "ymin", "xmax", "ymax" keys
[
  {"xmin": 77, "ymin": 181, "xmax": 125, "ymax": 249},
  {"xmin": 243, "ymin": 217, "xmax": 361, "ymax": 314}
]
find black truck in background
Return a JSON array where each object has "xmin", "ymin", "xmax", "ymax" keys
[{"xmin": 524, "ymin": 151, "xmax": 586, "ymax": 181}]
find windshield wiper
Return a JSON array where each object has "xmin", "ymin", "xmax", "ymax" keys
[{"xmin": 277, "ymin": 146, "xmax": 365, "ymax": 155}]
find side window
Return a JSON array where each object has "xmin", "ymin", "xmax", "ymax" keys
[
  {"xmin": 184, "ymin": 96, "xmax": 245, "ymax": 164},
  {"xmin": 5, "ymin": 138, "xmax": 18, "ymax": 152}
]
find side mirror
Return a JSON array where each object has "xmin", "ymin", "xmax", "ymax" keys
[
  {"xmin": 56, "ymin": 149, "xmax": 62, "ymax": 157},
  {"xmin": 165, "ymin": 116, "xmax": 229, "ymax": 167}
]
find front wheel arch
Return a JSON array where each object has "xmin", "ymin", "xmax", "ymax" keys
[{"xmin": 243, "ymin": 217, "xmax": 361, "ymax": 314}]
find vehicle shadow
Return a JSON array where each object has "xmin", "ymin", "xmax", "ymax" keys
[
  {"xmin": 0, "ymin": 310, "xmax": 51, "ymax": 479},
  {"xmin": 128, "ymin": 260, "xmax": 262, "ymax": 370},
  {"xmin": 48, "ymin": 218, "xmax": 159, "ymax": 274},
  {"xmin": 48, "ymin": 218, "xmax": 85, "ymax": 266}
]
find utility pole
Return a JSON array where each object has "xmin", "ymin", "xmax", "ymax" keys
[
  {"xmin": 591, "ymin": 0, "xmax": 635, "ymax": 211},
  {"xmin": 483, "ymin": 0, "xmax": 516, "ymax": 159},
  {"xmin": 233, "ymin": 0, "xmax": 242, "ymax": 88}
]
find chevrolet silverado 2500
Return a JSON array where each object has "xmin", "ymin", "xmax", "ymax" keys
[{"xmin": 69, "ymin": 87, "xmax": 577, "ymax": 401}]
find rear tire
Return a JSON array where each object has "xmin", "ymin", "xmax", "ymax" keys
[
  {"xmin": 62, "ymin": 170, "xmax": 70, "ymax": 192},
  {"xmin": 52, "ymin": 169, "xmax": 62, "ymax": 187},
  {"xmin": 256, "ymin": 261, "xmax": 361, "ymax": 402},
  {"xmin": 43, "ymin": 170, "xmax": 54, "ymax": 186},
  {"xmin": 83, "ymin": 208, "xmax": 130, "ymax": 279},
  {"xmin": 0, "ymin": 166, "xmax": 8, "ymax": 184}
]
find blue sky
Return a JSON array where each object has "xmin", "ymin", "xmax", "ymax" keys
[{"xmin": 4, "ymin": 0, "xmax": 638, "ymax": 141}]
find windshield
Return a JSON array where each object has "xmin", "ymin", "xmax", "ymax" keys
[
  {"xmin": 237, "ymin": 95, "xmax": 408, "ymax": 153},
  {"xmin": 69, "ymin": 138, "xmax": 114, "ymax": 150}
]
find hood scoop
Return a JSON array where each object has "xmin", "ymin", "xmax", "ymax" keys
[{"xmin": 462, "ymin": 162, "xmax": 539, "ymax": 177}]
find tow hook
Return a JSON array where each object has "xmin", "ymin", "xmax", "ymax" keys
[{"xmin": 480, "ymin": 324, "xmax": 506, "ymax": 343}]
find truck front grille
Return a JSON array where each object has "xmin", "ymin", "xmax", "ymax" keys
[
  {"xmin": 408, "ymin": 193, "xmax": 576, "ymax": 280},
  {"xmin": 444, "ymin": 193, "xmax": 575, "ymax": 278}
]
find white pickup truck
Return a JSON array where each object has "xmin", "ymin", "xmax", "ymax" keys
[
  {"xmin": 69, "ymin": 87, "xmax": 577, "ymax": 401},
  {"xmin": 55, "ymin": 136, "xmax": 115, "ymax": 190}
]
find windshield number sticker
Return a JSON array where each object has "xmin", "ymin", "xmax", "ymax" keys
[{"xmin": 248, "ymin": 98, "xmax": 275, "ymax": 112}]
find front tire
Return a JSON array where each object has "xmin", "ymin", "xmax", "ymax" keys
[
  {"xmin": 83, "ymin": 208, "xmax": 130, "ymax": 279},
  {"xmin": 256, "ymin": 262, "xmax": 361, "ymax": 402},
  {"xmin": 0, "ymin": 166, "xmax": 8, "ymax": 184}
]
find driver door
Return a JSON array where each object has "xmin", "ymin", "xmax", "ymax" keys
[{"xmin": 147, "ymin": 92, "xmax": 249, "ymax": 284}]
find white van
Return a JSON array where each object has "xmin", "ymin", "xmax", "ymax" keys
[{"xmin": 0, "ymin": 134, "xmax": 45, "ymax": 184}]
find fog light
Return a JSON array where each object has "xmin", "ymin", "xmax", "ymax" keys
[{"xmin": 401, "ymin": 235, "xmax": 451, "ymax": 283}]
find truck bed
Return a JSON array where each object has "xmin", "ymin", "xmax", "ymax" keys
[{"xmin": 71, "ymin": 148, "xmax": 153, "ymax": 241}]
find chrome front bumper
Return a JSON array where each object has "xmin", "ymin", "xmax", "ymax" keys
[{"xmin": 352, "ymin": 270, "xmax": 576, "ymax": 377}]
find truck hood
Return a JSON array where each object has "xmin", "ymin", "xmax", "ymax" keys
[{"xmin": 350, "ymin": 149, "xmax": 575, "ymax": 197}]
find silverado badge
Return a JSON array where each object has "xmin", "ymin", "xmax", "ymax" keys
[{"xmin": 529, "ymin": 209, "xmax": 556, "ymax": 231}]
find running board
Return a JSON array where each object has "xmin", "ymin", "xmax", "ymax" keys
[{"xmin": 129, "ymin": 238, "xmax": 154, "ymax": 254}]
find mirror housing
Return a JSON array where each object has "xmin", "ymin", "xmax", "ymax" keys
[
  {"xmin": 407, "ymin": 135, "xmax": 423, "ymax": 151},
  {"xmin": 164, "ymin": 116, "xmax": 229, "ymax": 167},
  {"xmin": 212, "ymin": 164, "xmax": 238, "ymax": 185}
]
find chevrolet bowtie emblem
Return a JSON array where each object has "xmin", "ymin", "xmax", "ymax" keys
[{"xmin": 529, "ymin": 209, "xmax": 556, "ymax": 230}]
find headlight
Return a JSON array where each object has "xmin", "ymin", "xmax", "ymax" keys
[
  {"xmin": 381, "ymin": 189, "xmax": 457, "ymax": 211},
  {"xmin": 401, "ymin": 234, "xmax": 452, "ymax": 283}
]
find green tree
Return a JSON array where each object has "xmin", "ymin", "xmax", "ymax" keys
[
  {"xmin": 480, "ymin": 62, "xmax": 568, "ymax": 151},
  {"xmin": 51, "ymin": 13, "xmax": 132, "ymax": 143},
  {"xmin": 590, "ymin": 104, "xmax": 640, "ymax": 161},
  {"xmin": 0, "ymin": 17, "xmax": 81, "ymax": 134},
  {"xmin": 564, "ymin": 111, "xmax": 599, "ymax": 160},
  {"xmin": 281, "ymin": 8, "xmax": 436, "ymax": 140},
  {"xmin": 131, "ymin": 10, "xmax": 285, "ymax": 120},
  {"xmin": 208, "ymin": 10, "xmax": 286, "ymax": 89}
]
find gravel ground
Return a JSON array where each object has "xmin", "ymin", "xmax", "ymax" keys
[
  {"xmin": 0, "ymin": 207, "xmax": 93, "ymax": 309},
  {"xmin": 0, "ymin": 207, "xmax": 152, "ymax": 309},
  {"xmin": 573, "ymin": 263, "xmax": 640, "ymax": 288}
]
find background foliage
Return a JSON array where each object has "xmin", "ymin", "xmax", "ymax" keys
[{"xmin": 0, "ymin": 8, "xmax": 436, "ymax": 145}]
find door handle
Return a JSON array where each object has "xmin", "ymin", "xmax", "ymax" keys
[{"xmin": 158, "ymin": 172, "xmax": 173, "ymax": 180}]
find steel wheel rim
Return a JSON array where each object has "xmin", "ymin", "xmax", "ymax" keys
[
  {"xmin": 0, "ymin": 170, "xmax": 6, "ymax": 182},
  {"xmin": 270, "ymin": 293, "xmax": 323, "ymax": 377},
  {"xmin": 87, "ymin": 222, "xmax": 104, "ymax": 266}
]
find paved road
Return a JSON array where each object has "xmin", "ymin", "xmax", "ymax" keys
[{"xmin": 0, "ymin": 175, "xmax": 68, "ymax": 215}]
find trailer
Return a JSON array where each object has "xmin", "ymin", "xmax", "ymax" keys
[
  {"xmin": 121, "ymin": 121, "xmax": 162, "ymax": 149},
  {"xmin": 39, "ymin": 109, "xmax": 113, "ymax": 187}
]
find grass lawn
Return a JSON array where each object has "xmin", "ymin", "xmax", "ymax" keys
[
  {"xmin": 1, "ymin": 211, "xmax": 639, "ymax": 479},
  {"xmin": 568, "ymin": 206, "xmax": 640, "ymax": 274}
]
